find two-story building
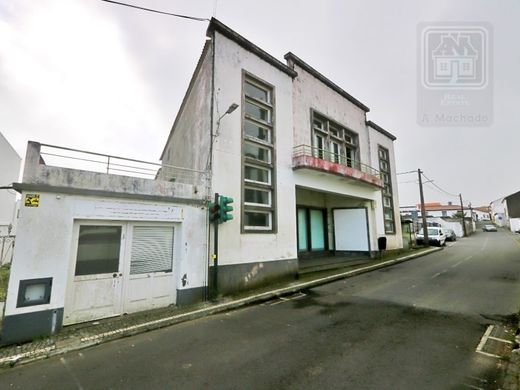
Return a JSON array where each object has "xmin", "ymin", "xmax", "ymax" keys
[
  {"xmin": 1, "ymin": 18, "xmax": 403, "ymax": 344},
  {"xmin": 160, "ymin": 19, "xmax": 402, "ymax": 295}
]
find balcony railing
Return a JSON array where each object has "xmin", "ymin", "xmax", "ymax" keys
[
  {"xmin": 38, "ymin": 143, "xmax": 209, "ymax": 187},
  {"xmin": 292, "ymin": 144, "xmax": 383, "ymax": 187}
]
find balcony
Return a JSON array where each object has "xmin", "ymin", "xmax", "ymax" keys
[{"xmin": 292, "ymin": 145, "xmax": 383, "ymax": 188}]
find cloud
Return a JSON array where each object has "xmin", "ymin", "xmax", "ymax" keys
[{"xmin": 0, "ymin": 0, "xmax": 165, "ymax": 160}]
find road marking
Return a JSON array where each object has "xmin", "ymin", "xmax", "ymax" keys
[
  {"xmin": 451, "ymin": 261, "xmax": 462, "ymax": 268},
  {"xmin": 431, "ymin": 269, "xmax": 449, "ymax": 278},
  {"xmin": 480, "ymin": 237, "xmax": 489, "ymax": 251},
  {"xmin": 475, "ymin": 325, "xmax": 504, "ymax": 359},
  {"xmin": 488, "ymin": 336, "xmax": 513, "ymax": 344},
  {"xmin": 268, "ymin": 292, "xmax": 307, "ymax": 306},
  {"xmin": 461, "ymin": 383, "xmax": 484, "ymax": 390},
  {"xmin": 60, "ymin": 357, "xmax": 84, "ymax": 390},
  {"xmin": 476, "ymin": 325, "xmax": 494, "ymax": 351},
  {"xmin": 432, "ymin": 272, "xmax": 441, "ymax": 279}
]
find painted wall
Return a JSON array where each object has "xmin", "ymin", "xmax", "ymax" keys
[
  {"xmin": 4, "ymin": 192, "xmax": 208, "ymax": 319},
  {"xmin": 0, "ymin": 132, "xmax": 21, "ymax": 230},
  {"xmin": 210, "ymin": 31, "xmax": 298, "ymax": 266},
  {"xmin": 289, "ymin": 62, "xmax": 369, "ymax": 166},
  {"xmin": 160, "ymin": 42, "xmax": 213, "ymax": 178},
  {"xmin": 510, "ymin": 218, "xmax": 520, "ymax": 233},
  {"xmin": 367, "ymin": 125, "xmax": 403, "ymax": 250}
]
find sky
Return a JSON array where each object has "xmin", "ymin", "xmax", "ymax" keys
[{"xmin": 0, "ymin": 0, "xmax": 519, "ymax": 207}]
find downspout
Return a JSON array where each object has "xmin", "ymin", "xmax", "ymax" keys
[{"xmin": 205, "ymin": 31, "xmax": 216, "ymax": 300}]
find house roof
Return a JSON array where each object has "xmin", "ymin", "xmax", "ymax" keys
[
  {"xmin": 284, "ymin": 52, "xmax": 370, "ymax": 113},
  {"xmin": 207, "ymin": 18, "xmax": 297, "ymax": 78},
  {"xmin": 416, "ymin": 204, "xmax": 468, "ymax": 211},
  {"xmin": 366, "ymin": 121, "xmax": 397, "ymax": 141}
]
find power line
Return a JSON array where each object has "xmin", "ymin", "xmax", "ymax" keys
[
  {"xmin": 100, "ymin": 0, "xmax": 210, "ymax": 22},
  {"xmin": 421, "ymin": 172, "xmax": 459, "ymax": 198},
  {"xmin": 396, "ymin": 170, "xmax": 417, "ymax": 175}
]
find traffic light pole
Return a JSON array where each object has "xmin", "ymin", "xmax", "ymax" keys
[{"xmin": 212, "ymin": 192, "xmax": 219, "ymax": 299}]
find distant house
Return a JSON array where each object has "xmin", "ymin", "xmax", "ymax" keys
[
  {"xmin": 0, "ymin": 132, "xmax": 21, "ymax": 236},
  {"xmin": 491, "ymin": 191, "xmax": 520, "ymax": 232}
]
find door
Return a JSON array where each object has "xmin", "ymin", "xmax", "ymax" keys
[
  {"xmin": 124, "ymin": 225, "xmax": 176, "ymax": 313},
  {"xmin": 333, "ymin": 208, "xmax": 370, "ymax": 251},
  {"xmin": 64, "ymin": 223, "xmax": 126, "ymax": 325},
  {"xmin": 65, "ymin": 221, "xmax": 177, "ymax": 325},
  {"xmin": 297, "ymin": 207, "xmax": 327, "ymax": 253}
]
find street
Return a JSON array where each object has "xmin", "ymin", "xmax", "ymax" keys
[{"xmin": 1, "ymin": 228, "xmax": 520, "ymax": 389}]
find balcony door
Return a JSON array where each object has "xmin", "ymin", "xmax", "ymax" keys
[{"xmin": 297, "ymin": 207, "xmax": 327, "ymax": 253}]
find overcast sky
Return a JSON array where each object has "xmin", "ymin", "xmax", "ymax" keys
[{"xmin": 1, "ymin": 0, "xmax": 518, "ymax": 207}]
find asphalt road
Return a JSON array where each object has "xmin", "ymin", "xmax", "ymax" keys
[{"xmin": 1, "ymin": 228, "xmax": 520, "ymax": 389}]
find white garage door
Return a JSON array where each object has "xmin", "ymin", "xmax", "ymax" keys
[{"xmin": 333, "ymin": 208, "xmax": 370, "ymax": 251}]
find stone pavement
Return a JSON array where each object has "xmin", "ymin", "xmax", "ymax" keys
[{"xmin": 0, "ymin": 247, "xmax": 441, "ymax": 369}]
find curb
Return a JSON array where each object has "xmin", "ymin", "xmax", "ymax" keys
[{"xmin": 0, "ymin": 246, "xmax": 442, "ymax": 369}]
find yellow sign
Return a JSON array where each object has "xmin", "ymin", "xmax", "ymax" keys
[{"xmin": 25, "ymin": 194, "xmax": 40, "ymax": 207}]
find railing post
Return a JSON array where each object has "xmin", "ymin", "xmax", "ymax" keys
[{"xmin": 107, "ymin": 156, "xmax": 111, "ymax": 174}]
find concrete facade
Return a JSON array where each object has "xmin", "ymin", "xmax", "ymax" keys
[
  {"xmin": 161, "ymin": 19, "xmax": 402, "ymax": 294},
  {"xmin": 2, "ymin": 142, "xmax": 208, "ymax": 344}
]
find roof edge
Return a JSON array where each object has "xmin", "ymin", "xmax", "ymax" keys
[
  {"xmin": 207, "ymin": 18, "xmax": 297, "ymax": 78},
  {"xmin": 366, "ymin": 120, "xmax": 397, "ymax": 141},
  {"xmin": 284, "ymin": 52, "xmax": 370, "ymax": 113}
]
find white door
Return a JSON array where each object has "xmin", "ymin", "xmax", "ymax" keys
[
  {"xmin": 123, "ymin": 225, "xmax": 176, "ymax": 314},
  {"xmin": 64, "ymin": 222, "xmax": 126, "ymax": 325},
  {"xmin": 333, "ymin": 208, "xmax": 370, "ymax": 251}
]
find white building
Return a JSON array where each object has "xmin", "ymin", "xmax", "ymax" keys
[
  {"xmin": 161, "ymin": 19, "xmax": 402, "ymax": 295},
  {"xmin": 2, "ymin": 18, "xmax": 404, "ymax": 344},
  {"xmin": 2, "ymin": 142, "xmax": 209, "ymax": 344},
  {"xmin": 0, "ymin": 132, "xmax": 21, "ymax": 236},
  {"xmin": 490, "ymin": 191, "xmax": 520, "ymax": 232}
]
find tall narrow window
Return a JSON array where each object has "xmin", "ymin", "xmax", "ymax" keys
[
  {"xmin": 379, "ymin": 147, "xmax": 395, "ymax": 234},
  {"xmin": 311, "ymin": 112, "xmax": 358, "ymax": 168},
  {"xmin": 242, "ymin": 74, "xmax": 275, "ymax": 232}
]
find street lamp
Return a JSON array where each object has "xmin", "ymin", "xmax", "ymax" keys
[{"xmin": 215, "ymin": 103, "xmax": 239, "ymax": 136}]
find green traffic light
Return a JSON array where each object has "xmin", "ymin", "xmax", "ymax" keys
[{"xmin": 219, "ymin": 196, "xmax": 234, "ymax": 223}]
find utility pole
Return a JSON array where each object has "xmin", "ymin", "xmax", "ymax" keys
[
  {"xmin": 418, "ymin": 169, "xmax": 429, "ymax": 246},
  {"xmin": 212, "ymin": 192, "xmax": 219, "ymax": 299},
  {"xmin": 459, "ymin": 193, "xmax": 467, "ymax": 237}
]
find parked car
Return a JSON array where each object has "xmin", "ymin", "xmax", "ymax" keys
[
  {"xmin": 482, "ymin": 224, "xmax": 497, "ymax": 232},
  {"xmin": 416, "ymin": 227, "xmax": 447, "ymax": 246},
  {"xmin": 444, "ymin": 228, "xmax": 457, "ymax": 241}
]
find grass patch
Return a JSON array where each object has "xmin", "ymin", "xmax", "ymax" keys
[{"xmin": 0, "ymin": 266, "xmax": 10, "ymax": 302}]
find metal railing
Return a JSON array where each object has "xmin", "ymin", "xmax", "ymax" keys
[
  {"xmin": 292, "ymin": 144, "xmax": 381, "ymax": 178},
  {"xmin": 39, "ymin": 143, "xmax": 209, "ymax": 187}
]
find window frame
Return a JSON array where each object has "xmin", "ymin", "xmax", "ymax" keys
[
  {"xmin": 378, "ymin": 145, "xmax": 395, "ymax": 234},
  {"xmin": 241, "ymin": 71, "xmax": 277, "ymax": 233},
  {"xmin": 310, "ymin": 110, "xmax": 359, "ymax": 167}
]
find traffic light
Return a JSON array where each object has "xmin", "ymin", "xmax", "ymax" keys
[
  {"xmin": 219, "ymin": 196, "xmax": 234, "ymax": 222},
  {"xmin": 209, "ymin": 201, "xmax": 220, "ymax": 222}
]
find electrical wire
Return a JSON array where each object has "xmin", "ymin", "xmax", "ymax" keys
[
  {"xmin": 396, "ymin": 170, "xmax": 417, "ymax": 175},
  {"xmin": 100, "ymin": 0, "xmax": 210, "ymax": 21},
  {"xmin": 421, "ymin": 172, "xmax": 459, "ymax": 198}
]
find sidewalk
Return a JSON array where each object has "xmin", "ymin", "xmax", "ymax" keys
[{"xmin": 0, "ymin": 246, "xmax": 441, "ymax": 369}]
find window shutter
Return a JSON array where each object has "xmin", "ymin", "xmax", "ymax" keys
[{"xmin": 130, "ymin": 226, "xmax": 174, "ymax": 275}]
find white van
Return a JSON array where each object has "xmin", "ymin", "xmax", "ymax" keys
[{"xmin": 416, "ymin": 227, "xmax": 446, "ymax": 246}]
